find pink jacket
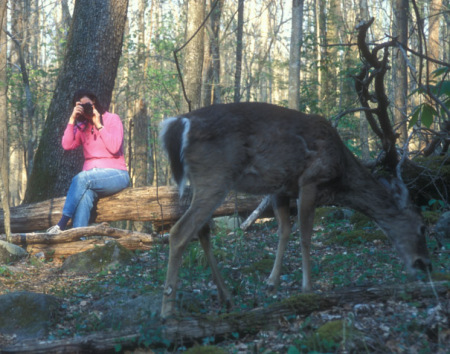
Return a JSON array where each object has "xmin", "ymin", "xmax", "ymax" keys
[{"xmin": 62, "ymin": 111, "xmax": 127, "ymax": 171}]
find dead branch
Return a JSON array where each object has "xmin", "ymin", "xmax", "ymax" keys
[
  {"xmin": 0, "ymin": 223, "xmax": 168, "ymax": 259},
  {"xmin": 240, "ymin": 195, "xmax": 271, "ymax": 230}
]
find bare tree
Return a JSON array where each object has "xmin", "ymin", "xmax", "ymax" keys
[
  {"xmin": 6, "ymin": 1, "xmax": 36, "ymax": 177},
  {"xmin": 24, "ymin": 0, "xmax": 129, "ymax": 203},
  {"xmin": 0, "ymin": 0, "xmax": 10, "ymax": 241},
  {"xmin": 316, "ymin": 0, "xmax": 329, "ymax": 115},
  {"xmin": 181, "ymin": 0, "xmax": 206, "ymax": 112},
  {"xmin": 203, "ymin": 0, "xmax": 223, "ymax": 106},
  {"xmin": 234, "ymin": 0, "xmax": 244, "ymax": 103},
  {"xmin": 359, "ymin": 0, "xmax": 370, "ymax": 160},
  {"xmin": 288, "ymin": 0, "xmax": 304, "ymax": 110},
  {"xmin": 393, "ymin": 0, "xmax": 409, "ymax": 144},
  {"xmin": 428, "ymin": 0, "xmax": 443, "ymax": 75}
]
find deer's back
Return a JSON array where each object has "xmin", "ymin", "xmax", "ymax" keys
[{"xmin": 182, "ymin": 102, "xmax": 347, "ymax": 196}]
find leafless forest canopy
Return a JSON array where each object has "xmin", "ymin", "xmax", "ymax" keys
[{"xmin": 1, "ymin": 0, "xmax": 449, "ymax": 206}]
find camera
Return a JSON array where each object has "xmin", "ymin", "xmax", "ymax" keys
[
  {"xmin": 76, "ymin": 102, "xmax": 93, "ymax": 124},
  {"xmin": 81, "ymin": 102, "xmax": 93, "ymax": 117}
]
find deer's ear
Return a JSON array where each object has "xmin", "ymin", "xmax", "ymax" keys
[{"xmin": 379, "ymin": 177, "xmax": 410, "ymax": 209}]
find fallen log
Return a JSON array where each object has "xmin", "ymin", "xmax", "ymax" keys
[
  {"xmin": 1, "ymin": 280, "xmax": 448, "ymax": 353},
  {"xmin": 0, "ymin": 186, "xmax": 264, "ymax": 233},
  {"xmin": 0, "ymin": 223, "xmax": 169, "ymax": 259}
]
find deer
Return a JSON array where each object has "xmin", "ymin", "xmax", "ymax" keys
[{"xmin": 159, "ymin": 102, "xmax": 431, "ymax": 319}]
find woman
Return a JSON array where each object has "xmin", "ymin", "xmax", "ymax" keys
[{"xmin": 47, "ymin": 89, "xmax": 130, "ymax": 234}]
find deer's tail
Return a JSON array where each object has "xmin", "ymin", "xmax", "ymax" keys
[{"xmin": 160, "ymin": 117, "xmax": 190, "ymax": 196}]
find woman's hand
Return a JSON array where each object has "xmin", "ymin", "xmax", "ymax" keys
[
  {"xmin": 69, "ymin": 102, "xmax": 83, "ymax": 124},
  {"xmin": 92, "ymin": 105, "xmax": 103, "ymax": 130}
]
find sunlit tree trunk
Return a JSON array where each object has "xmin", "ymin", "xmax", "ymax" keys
[
  {"xmin": 8, "ymin": 1, "xmax": 36, "ymax": 178},
  {"xmin": 258, "ymin": 4, "xmax": 270, "ymax": 102},
  {"xmin": 288, "ymin": 0, "xmax": 304, "ymax": 110},
  {"xmin": 181, "ymin": 0, "xmax": 206, "ymax": 112},
  {"xmin": 393, "ymin": 0, "xmax": 408, "ymax": 145},
  {"xmin": 359, "ymin": 0, "xmax": 370, "ymax": 160},
  {"xmin": 444, "ymin": 0, "xmax": 450, "ymax": 64},
  {"xmin": 0, "ymin": 0, "xmax": 11, "ymax": 240},
  {"xmin": 428, "ymin": 0, "xmax": 443, "ymax": 88},
  {"xmin": 24, "ymin": 0, "xmax": 129, "ymax": 203},
  {"xmin": 316, "ymin": 0, "xmax": 329, "ymax": 115},
  {"xmin": 234, "ymin": 0, "xmax": 244, "ymax": 103}
]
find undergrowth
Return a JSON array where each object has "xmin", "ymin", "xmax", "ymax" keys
[{"xmin": 2, "ymin": 207, "xmax": 449, "ymax": 352}]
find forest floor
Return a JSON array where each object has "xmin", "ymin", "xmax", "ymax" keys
[{"xmin": 0, "ymin": 208, "xmax": 449, "ymax": 353}]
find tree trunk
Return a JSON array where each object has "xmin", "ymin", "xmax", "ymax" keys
[
  {"xmin": 132, "ymin": 101, "xmax": 149, "ymax": 187},
  {"xmin": 131, "ymin": 100, "xmax": 150, "ymax": 232},
  {"xmin": 181, "ymin": 0, "xmax": 206, "ymax": 112},
  {"xmin": 288, "ymin": 0, "xmax": 304, "ymax": 110},
  {"xmin": 234, "ymin": 0, "xmax": 244, "ymax": 103},
  {"xmin": 0, "ymin": 186, "xmax": 264, "ymax": 234},
  {"xmin": 316, "ymin": 0, "xmax": 329, "ymax": 115},
  {"xmin": 0, "ymin": 0, "xmax": 10, "ymax": 242},
  {"xmin": 203, "ymin": 0, "xmax": 223, "ymax": 106},
  {"xmin": 393, "ymin": 0, "xmax": 409, "ymax": 145},
  {"xmin": 24, "ymin": 0, "xmax": 129, "ymax": 203},
  {"xmin": 359, "ymin": 0, "xmax": 370, "ymax": 160}
]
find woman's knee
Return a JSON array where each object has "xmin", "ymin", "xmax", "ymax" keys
[{"xmin": 72, "ymin": 171, "xmax": 89, "ymax": 187}]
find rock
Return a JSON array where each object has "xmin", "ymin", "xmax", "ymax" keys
[
  {"xmin": 0, "ymin": 291, "xmax": 60, "ymax": 339},
  {"xmin": 60, "ymin": 240, "xmax": 134, "ymax": 274},
  {"xmin": 328, "ymin": 208, "xmax": 354, "ymax": 221},
  {"xmin": 0, "ymin": 240, "xmax": 28, "ymax": 264},
  {"xmin": 88, "ymin": 291, "xmax": 162, "ymax": 328}
]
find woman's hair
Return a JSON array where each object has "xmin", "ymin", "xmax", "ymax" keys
[{"xmin": 71, "ymin": 89, "xmax": 106, "ymax": 114}]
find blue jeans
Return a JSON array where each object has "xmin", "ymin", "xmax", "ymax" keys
[{"xmin": 62, "ymin": 168, "xmax": 130, "ymax": 227}]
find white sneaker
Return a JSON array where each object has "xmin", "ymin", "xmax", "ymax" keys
[{"xmin": 47, "ymin": 225, "xmax": 61, "ymax": 234}]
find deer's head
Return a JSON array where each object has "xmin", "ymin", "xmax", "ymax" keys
[{"xmin": 377, "ymin": 178, "xmax": 431, "ymax": 275}]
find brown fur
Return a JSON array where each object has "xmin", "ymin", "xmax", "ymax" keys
[{"xmin": 159, "ymin": 102, "xmax": 430, "ymax": 318}]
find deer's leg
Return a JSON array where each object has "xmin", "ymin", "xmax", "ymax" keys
[
  {"xmin": 266, "ymin": 195, "xmax": 291, "ymax": 292},
  {"xmin": 198, "ymin": 223, "xmax": 232, "ymax": 309},
  {"xmin": 161, "ymin": 189, "xmax": 227, "ymax": 319},
  {"xmin": 298, "ymin": 184, "xmax": 317, "ymax": 292}
]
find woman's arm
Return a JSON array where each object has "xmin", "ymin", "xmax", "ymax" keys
[
  {"xmin": 61, "ymin": 104, "xmax": 82, "ymax": 150},
  {"xmin": 97, "ymin": 113, "xmax": 124, "ymax": 155}
]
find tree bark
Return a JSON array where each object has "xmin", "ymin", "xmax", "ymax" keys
[
  {"xmin": 0, "ymin": 0, "xmax": 10, "ymax": 242},
  {"xmin": 0, "ymin": 223, "xmax": 166, "ymax": 259},
  {"xmin": 428, "ymin": 0, "xmax": 443, "ymax": 75},
  {"xmin": 1, "ymin": 281, "xmax": 447, "ymax": 353},
  {"xmin": 393, "ymin": 0, "xmax": 409, "ymax": 144},
  {"xmin": 358, "ymin": 0, "xmax": 370, "ymax": 160},
  {"xmin": 0, "ymin": 186, "xmax": 264, "ymax": 233},
  {"xmin": 316, "ymin": 0, "xmax": 328, "ymax": 115},
  {"xmin": 24, "ymin": 0, "xmax": 129, "ymax": 203},
  {"xmin": 181, "ymin": 0, "xmax": 206, "ymax": 112},
  {"xmin": 204, "ymin": 0, "xmax": 223, "ymax": 106},
  {"xmin": 234, "ymin": 0, "xmax": 244, "ymax": 103},
  {"xmin": 288, "ymin": 0, "xmax": 304, "ymax": 110}
]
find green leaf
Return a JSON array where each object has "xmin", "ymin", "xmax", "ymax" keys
[
  {"xmin": 408, "ymin": 106, "xmax": 422, "ymax": 128},
  {"xmin": 432, "ymin": 67, "xmax": 449, "ymax": 78},
  {"xmin": 434, "ymin": 80, "xmax": 450, "ymax": 97},
  {"xmin": 421, "ymin": 104, "xmax": 438, "ymax": 128}
]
